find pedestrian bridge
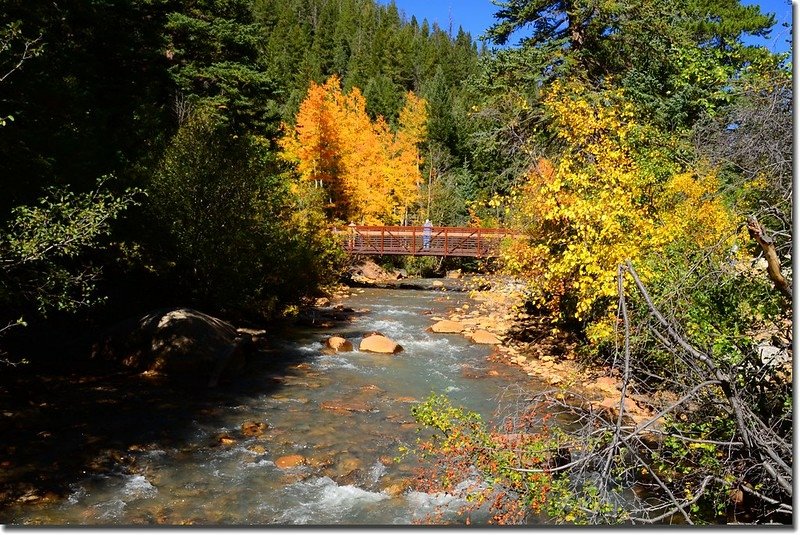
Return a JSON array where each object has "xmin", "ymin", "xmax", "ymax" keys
[{"xmin": 337, "ymin": 225, "xmax": 517, "ymax": 258}]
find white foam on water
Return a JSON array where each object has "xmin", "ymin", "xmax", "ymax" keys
[
  {"xmin": 121, "ymin": 474, "xmax": 157, "ymax": 500},
  {"xmin": 358, "ymin": 319, "xmax": 408, "ymax": 336},
  {"xmin": 401, "ymin": 338, "xmax": 456, "ymax": 354},
  {"xmin": 403, "ymin": 476, "xmax": 481, "ymax": 520},
  {"xmin": 244, "ymin": 459, "xmax": 275, "ymax": 468},
  {"xmin": 296, "ymin": 342, "xmax": 322, "ymax": 354},
  {"xmin": 272, "ymin": 476, "xmax": 388, "ymax": 524},
  {"xmin": 91, "ymin": 498, "xmax": 127, "ymax": 520},
  {"xmin": 66, "ymin": 485, "xmax": 87, "ymax": 505},
  {"xmin": 314, "ymin": 354, "xmax": 361, "ymax": 371},
  {"xmin": 215, "ymin": 444, "xmax": 254, "ymax": 459},
  {"xmin": 445, "ymin": 385, "xmax": 462, "ymax": 393},
  {"xmin": 366, "ymin": 460, "xmax": 386, "ymax": 485},
  {"xmin": 371, "ymin": 306, "xmax": 420, "ymax": 316},
  {"xmin": 405, "ymin": 490, "xmax": 462, "ymax": 509}
]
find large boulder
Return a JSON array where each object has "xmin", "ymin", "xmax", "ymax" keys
[
  {"xmin": 348, "ymin": 259, "xmax": 395, "ymax": 284},
  {"xmin": 91, "ymin": 308, "xmax": 253, "ymax": 387},
  {"xmin": 446, "ymin": 269, "xmax": 462, "ymax": 279},
  {"xmin": 428, "ymin": 320, "xmax": 464, "ymax": 334},
  {"xmin": 359, "ymin": 334, "xmax": 403, "ymax": 354},
  {"xmin": 467, "ymin": 330, "xmax": 500, "ymax": 345}
]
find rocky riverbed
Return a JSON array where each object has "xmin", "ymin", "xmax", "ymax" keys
[{"xmin": 2, "ymin": 265, "xmax": 658, "ymax": 524}]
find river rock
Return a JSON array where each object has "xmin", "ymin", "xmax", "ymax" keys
[
  {"xmin": 597, "ymin": 396, "xmax": 639, "ymax": 413},
  {"xmin": 467, "ymin": 330, "xmax": 500, "ymax": 345},
  {"xmin": 348, "ymin": 259, "xmax": 394, "ymax": 283},
  {"xmin": 428, "ymin": 320, "xmax": 464, "ymax": 333},
  {"xmin": 236, "ymin": 327, "xmax": 268, "ymax": 349},
  {"xmin": 460, "ymin": 365, "xmax": 485, "ymax": 379},
  {"xmin": 241, "ymin": 421, "xmax": 268, "ymax": 437},
  {"xmin": 321, "ymin": 399, "xmax": 375, "ymax": 413},
  {"xmin": 383, "ymin": 481, "xmax": 409, "ymax": 497},
  {"xmin": 446, "ymin": 269, "xmax": 462, "ymax": 279},
  {"xmin": 275, "ymin": 455, "xmax": 306, "ymax": 469},
  {"xmin": 336, "ymin": 468, "xmax": 364, "ymax": 487},
  {"xmin": 589, "ymin": 376, "xmax": 620, "ymax": 396},
  {"xmin": 217, "ymin": 434, "xmax": 237, "ymax": 446},
  {"xmin": 325, "ymin": 336, "xmax": 353, "ymax": 352},
  {"xmin": 359, "ymin": 334, "xmax": 403, "ymax": 354},
  {"xmin": 91, "ymin": 307, "xmax": 253, "ymax": 387}
]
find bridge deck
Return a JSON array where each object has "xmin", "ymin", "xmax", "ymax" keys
[{"xmin": 338, "ymin": 225, "xmax": 515, "ymax": 258}]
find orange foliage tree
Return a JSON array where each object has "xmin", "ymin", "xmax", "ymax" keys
[{"xmin": 280, "ymin": 76, "xmax": 427, "ymax": 224}]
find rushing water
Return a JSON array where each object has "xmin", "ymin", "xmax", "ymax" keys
[{"xmin": 7, "ymin": 287, "xmax": 548, "ymax": 525}]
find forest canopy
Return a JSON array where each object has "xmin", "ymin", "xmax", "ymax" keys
[{"xmin": 0, "ymin": 0, "xmax": 791, "ymax": 524}]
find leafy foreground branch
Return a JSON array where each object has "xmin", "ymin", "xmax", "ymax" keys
[{"xmin": 406, "ymin": 263, "xmax": 791, "ymax": 525}]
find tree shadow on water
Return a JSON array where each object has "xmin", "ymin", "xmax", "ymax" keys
[{"xmin": 0, "ymin": 345, "xmax": 307, "ymax": 520}]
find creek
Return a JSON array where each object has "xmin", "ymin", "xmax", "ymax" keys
[{"xmin": 5, "ymin": 287, "xmax": 548, "ymax": 525}]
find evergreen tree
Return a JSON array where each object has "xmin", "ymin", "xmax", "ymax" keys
[{"xmin": 165, "ymin": 0, "xmax": 280, "ymax": 133}]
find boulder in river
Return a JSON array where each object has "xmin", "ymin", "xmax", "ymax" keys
[
  {"xmin": 241, "ymin": 421, "xmax": 268, "ymax": 437},
  {"xmin": 325, "ymin": 336, "xmax": 354, "ymax": 353},
  {"xmin": 467, "ymin": 329, "xmax": 500, "ymax": 345},
  {"xmin": 91, "ymin": 307, "xmax": 254, "ymax": 387},
  {"xmin": 359, "ymin": 334, "xmax": 403, "ymax": 354},
  {"xmin": 428, "ymin": 320, "xmax": 464, "ymax": 334},
  {"xmin": 347, "ymin": 259, "xmax": 396, "ymax": 285}
]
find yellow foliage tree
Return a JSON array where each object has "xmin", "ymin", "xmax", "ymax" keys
[
  {"xmin": 504, "ymin": 80, "xmax": 736, "ymax": 340},
  {"xmin": 388, "ymin": 92, "xmax": 428, "ymax": 224},
  {"xmin": 280, "ymin": 76, "xmax": 427, "ymax": 224}
]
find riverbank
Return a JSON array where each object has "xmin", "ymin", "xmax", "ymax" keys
[
  {"xmin": 343, "ymin": 271, "xmax": 657, "ymax": 424},
  {"xmin": 452, "ymin": 277, "xmax": 657, "ymax": 424}
]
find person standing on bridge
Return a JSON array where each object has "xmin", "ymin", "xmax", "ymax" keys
[{"xmin": 423, "ymin": 219, "xmax": 433, "ymax": 249}]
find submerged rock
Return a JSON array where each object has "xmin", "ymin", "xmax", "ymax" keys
[
  {"xmin": 275, "ymin": 455, "xmax": 306, "ymax": 469},
  {"xmin": 325, "ymin": 336, "xmax": 354, "ymax": 353},
  {"xmin": 320, "ymin": 399, "xmax": 375, "ymax": 413},
  {"xmin": 217, "ymin": 434, "xmax": 237, "ymax": 446},
  {"xmin": 428, "ymin": 320, "xmax": 464, "ymax": 334}
]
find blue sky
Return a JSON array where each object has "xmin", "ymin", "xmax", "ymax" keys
[{"xmin": 377, "ymin": 0, "xmax": 793, "ymax": 54}]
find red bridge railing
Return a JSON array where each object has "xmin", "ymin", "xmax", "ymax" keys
[{"xmin": 336, "ymin": 225, "xmax": 516, "ymax": 258}]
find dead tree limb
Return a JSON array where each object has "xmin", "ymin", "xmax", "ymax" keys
[
  {"xmin": 747, "ymin": 216, "xmax": 792, "ymax": 300},
  {"xmin": 624, "ymin": 260, "xmax": 792, "ymax": 501},
  {"xmin": 625, "ymin": 261, "xmax": 755, "ymax": 451}
]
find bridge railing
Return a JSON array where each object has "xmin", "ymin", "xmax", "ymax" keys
[{"xmin": 335, "ymin": 225, "xmax": 517, "ymax": 258}]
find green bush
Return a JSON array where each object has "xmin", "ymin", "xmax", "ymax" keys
[{"xmin": 147, "ymin": 111, "xmax": 341, "ymax": 312}]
